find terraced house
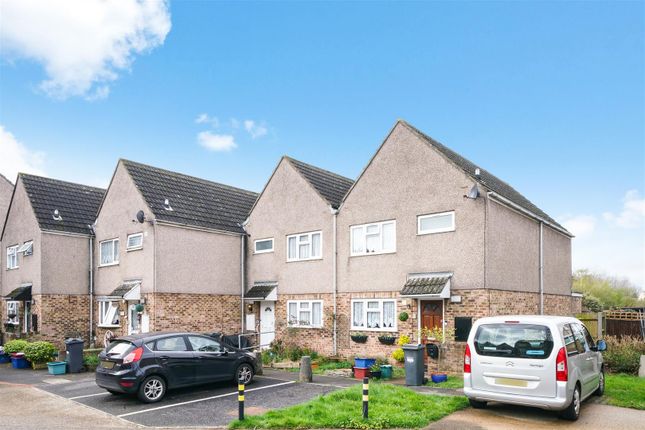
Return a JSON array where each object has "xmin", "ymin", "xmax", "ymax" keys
[
  {"xmin": 1, "ymin": 174, "xmax": 104, "ymax": 347},
  {"xmin": 92, "ymin": 159, "xmax": 257, "ymax": 344},
  {"xmin": 245, "ymin": 120, "xmax": 579, "ymax": 371}
]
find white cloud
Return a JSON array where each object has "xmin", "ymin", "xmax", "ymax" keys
[
  {"xmin": 243, "ymin": 120, "xmax": 268, "ymax": 139},
  {"xmin": 0, "ymin": 125, "xmax": 46, "ymax": 180},
  {"xmin": 602, "ymin": 190, "xmax": 645, "ymax": 228},
  {"xmin": 197, "ymin": 132, "xmax": 237, "ymax": 152},
  {"xmin": 195, "ymin": 113, "xmax": 219, "ymax": 127},
  {"xmin": 560, "ymin": 214, "xmax": 596, "ymax": 238},
  {"xmin": 0, "ymin": 0, "xmax": 171, "ymax": 100}
]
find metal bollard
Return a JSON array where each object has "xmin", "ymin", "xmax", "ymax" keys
[
  {"xmin": 362, "ymin": 377, "xmax": 369, "ymax": 419},
  {"xmin": 238, "ymin": 377, "xmax": 245, "ymax": 421}
]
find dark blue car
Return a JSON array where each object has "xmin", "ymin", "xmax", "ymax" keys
[{"xmin": 95, "ymin": 331, "xmax": 261, "ymax": 403}]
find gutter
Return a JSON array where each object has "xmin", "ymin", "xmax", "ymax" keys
[
  {"xmin": 331, "ymin": 206, "xmax": 339, "ymax": 356},
  {"xmin": 486, "ymin": 192, "xmax": 573, "ymax": 238}
]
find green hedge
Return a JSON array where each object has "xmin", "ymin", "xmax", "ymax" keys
[
  {"xmin": 24, "ymin": 341, "xmax": 57, "ymax": 364},
  {"xmin": 3, "ymin": 339, "xmax": 29, "ymax": 354},
  {"xmin": 603, "ymin": 336, "xmax": 645, "ymax": 374}
]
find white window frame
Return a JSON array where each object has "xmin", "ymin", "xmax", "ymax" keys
[
  {"xmin": 6, "ymin": 245, "xmax": 18, "ymax": 269},
  {"xmin": 254, "ymin": 238, "xmax": 274, "ymax": 254},
  {"xmin": 350, "ymin": 220, "xmax": 396, "ymax": 256},
  {"xmin": 287, "ymin": 300, "xmax": 324, "ymax": 328},
  {"xmin": 17, "ymin": 240, "xmax": 34, "ymax": 256},
  {"xmin": 417, "ymin": 211, "xmax": 455, "ymax": 235},
  {"xmin": 350, "ymin": 299, "xmax": 397, "ymax": 332},
  {"xmin": 126, "ymin": 233, "xmax": 143, "ymax": 251},
  {"xmin": 6, "ymin": 301, "xmax": 19, "ymax": 325},
  {"xmin": 99, "ymin": 238, "xmax": 119, "ymax": 267},
  {"xmin": 98, "ymin": 300, "xmax": 120, "ymax": 328},
  {"xmin": 286, "ymin": 231, "xmax": 322, "ymax": 262}
]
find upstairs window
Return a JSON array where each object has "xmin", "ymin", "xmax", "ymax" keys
[
  {"xmin": 418, "ymin": 211, "xmax": 455, "ymax": 235},
  {"xmin": 287, "ymin": 231, "xmax": 322, "ymax": 261},
  {"xmin": 254, "ymin": 238, "xmax": 274, "ymax": 254},
  {"xmin": 6, "ymin": 245, "xmax": 18, "ymax": 269},
  {"xmin": 126, "ymin": 233, "xmax": 143, "ymax": 251},
  {"xmin": 18, "ymin": 241, "xmax": 33, "ymax": 257},
  {"xmin": 350, "ymin": 220, "xmax": 396, "ymax": 256},
  {"xmin": 100, "ymin": 238, "xmax": 119, "ymax": 266}
]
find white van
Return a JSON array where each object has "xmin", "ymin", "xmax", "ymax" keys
[{"xmin": 463, "ymin": 315, "xmax": 607, "ymax": 420}]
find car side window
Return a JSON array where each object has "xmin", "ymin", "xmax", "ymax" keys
[
  {"xmin": 582, "ymin": 325, "xmax": 596, "ymax": 349},
  {"xmin": 188, "ymin": 336, "xmax": 222, "ymax": 353},
  {"xmin": 572, "ymin": 324, "xmax": 588, "ymax": 353},
  {"xmin": 155, "ymin": 336, "xmax": 189, "ymax": 352},
  {"xmin": 563, "ymin": 324, "xmax": 579, "ymax": 355}
]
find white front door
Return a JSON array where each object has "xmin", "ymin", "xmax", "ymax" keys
[
  {"xmin": 128, "ymin": 303, "xmax": 140, "ymax": 335},
  {"xmin": 260, "ymin": 301, "xmax": 275, "ymax": 348}
]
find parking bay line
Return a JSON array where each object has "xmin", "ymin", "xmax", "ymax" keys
[
  {"xmin": 117, "ymin": 380, "xmax": 295, "ymax": 418},
  {"xmin": 68, "ymin": 392, "xmax": 111, "ymax": 400}
]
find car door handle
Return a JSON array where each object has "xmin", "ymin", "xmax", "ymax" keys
[
  {"xmin": 159, "ymin": 355, "xmax": 170, "ymax": 360},
  {"xmin": 585, "ymin": 357, "xmax": 595, "ymax": 361}
]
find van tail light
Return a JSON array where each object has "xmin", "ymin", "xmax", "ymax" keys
[
  {"xmin": 123, "ymin": 347, "xmax": 143, "ymax": 365},
  {"xmin": 556, "ymin": 347, "xmax": 568, "ymax": 382},
  {"xmin": 464, "ymin": 344, "xmax": 472, "ymax": 373}
]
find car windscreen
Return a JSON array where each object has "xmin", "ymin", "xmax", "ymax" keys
[
  {"xmin": 105, "ymin": 340, "xmax": 134, "ymax": 357},
  {"xmin": 474, "ymin": 323, "xmax": 554, "ymax": 359}
]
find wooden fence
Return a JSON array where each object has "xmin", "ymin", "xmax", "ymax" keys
[{"xmin": 576, "ymin": 310, "xmax": 644, "ymax": 340}]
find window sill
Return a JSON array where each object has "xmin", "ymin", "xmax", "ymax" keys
[
  {"xmin": 126, "ymin": 247, "xmax": 143, "ymax": 252},
  {"xmin": 254, "ymin": 250, "xmax": 274, "ymax": 255},
  {"xmin": 417, "ymin": 229, "xmax": 455, "ymax": 236},
  {"xmin": 350, "ymin": 327, "xmax": 398, "ymax": 332},
  {"xmin": 286, "ymin": 257, "xmax": 323, "ymax": 263},
  {"xmin": 97, "ymin": 324, "xmax": 120, "ymax": 328},
  {"xmin": 287, "ymin": 325, "xmax": 323, "ymax": 329},
  {"xmin": 349, "ymin": 250, "xmax": 396, "ymax": 258},
  {"xmin": 6, "ymin": 267, "xmax": 19, "ymax": 271},
  {"xmin": 98, "ymin": 262, "xmax": 119, "ymax": 268}
]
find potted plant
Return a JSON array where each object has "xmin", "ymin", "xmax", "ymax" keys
[
  {"xmin": 24, "ymin": 341, "xmax": 57, "ymax": 370},
  {"xmin": 398, "ymin": 312, "xmax": 409, "ymax": 322},
  {"xmin": 370, "ymin": 363, "xmax": 382, "ymax": 379},
  {"xmin": 377, "ymin": 335, "xmax": 396, "ymax": 345},
  {"xmin": 350, "ymin": 332, "xmax": 368, "ymax": 343}
]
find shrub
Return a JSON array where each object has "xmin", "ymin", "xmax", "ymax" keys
[
  {"xmin": 392, "ymin": 348, "xmax": 404, "ymax": 362},
  {"xmin": 603, "ymin": 335, "xmax": 645, "ymax": 374},
  {"xmin": 3, "ymin": 339, "xmax": 29, "ymax": 354},
  {"xmin": 83, "ymin": 354, "xmax": 99, "ymax": 366},
  {"xmin": 24, "ymin": 341, "xmax": 57, "ymax": 364}
]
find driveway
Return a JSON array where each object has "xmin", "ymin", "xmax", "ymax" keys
[{"xmin": 426, "ymin": 400, "xmax": 645, "ymax": 430}]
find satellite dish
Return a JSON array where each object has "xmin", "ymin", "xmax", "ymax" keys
[
  {"xmin": 136, "ymin": 210, "xmax": 145, "ymax": 223},
  {"xmin": 52, "ymin": 209, "xmax": 63, "ymax": 221},
  {"xmin": 465, "ymin": 184, "xmax": 479, "ymax": 199},
  {"xmin": 163, "ymin": 198, "xmax": 173, "ymax": 211}
]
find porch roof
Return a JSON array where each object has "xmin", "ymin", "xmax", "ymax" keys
[
  {"xmin": 400, "ymin": 276, "xmax": 451, "ymax": 298},
  {"xmin": 245, "ymin": 282, "xmax": 277, "ymax": 300},
  {"xmin": 108, "ymin": 280, "xmax": 141, "ymax": 300},
  {"xmin": 4, "ymin": 285, "xmax": 31, "ymax": 301}
]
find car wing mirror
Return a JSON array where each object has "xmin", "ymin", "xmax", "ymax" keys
[
  {"xmin": 222, "ymin": 348, "xmax": 229, "ymax": 356},
  {"xmin": 597, "ymin": 339, "xmax": 607, "ymax": 352}
]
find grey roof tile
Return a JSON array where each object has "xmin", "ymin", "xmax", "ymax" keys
[
  {"xmin": 121, "ymin": 160, "xmax": 258, "ymax": 234},
  {"xmin": 245, "ymin": 282, "xmax": 277, "ymax": 299},
  {"xmin": 286, "ymin": 157, "xmax": 354, "ymax": 208},
  {"xmin": 399, "ymin": 121, "xmax": 569, "ymax": 234},
  {"xmin": 400, "ymin": 276, "xmax": 450, "ymax": 296},
  {"xmin": 20, "ymin": 174, "xmax": 105, "ymax": 235}
]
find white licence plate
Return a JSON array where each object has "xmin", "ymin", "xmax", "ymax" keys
[
  {"xmin": 100, "ymin": 360, "xmax": 115, "ymax": 369},
  {"xmin": 496, "ymin": 378, "xmax": 528, "ymax": 387}
]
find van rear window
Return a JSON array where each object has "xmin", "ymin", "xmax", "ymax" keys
[{"xmin": 474, "ymin": 324, "xmax": 554, "ymax": 359}]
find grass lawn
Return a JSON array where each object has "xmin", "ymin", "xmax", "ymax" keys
[
  {"xmin": 604, "ymin": 374, "xmax": 645, "ymax": 410},
  {"xmin": 284, "ymin": 360, "xmax": 353, "ymax": 374},
  {"xmin": 229, "ymin": 382, "xmax": 468, "ymax": 429}
]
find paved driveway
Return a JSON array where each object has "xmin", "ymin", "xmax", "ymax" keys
[{"xmin": 426, "ymin": 400, "xmax": 645, "ymax": 430}]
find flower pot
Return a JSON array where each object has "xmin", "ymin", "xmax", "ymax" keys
[
  {"xmin": 11, "ymin": 355, "xmax": 29, "ymax": 369},
  {"xmin": 0, "ymin": 354, "xmax": 10, "ymax": 364},
  {"xmin": 370, "ymin": 370, "xmax": 382, "ymax": 379},
  {"xmin": 350, "ymin": 335, "xmax": 368, "ymax": 343},
  {"xmin": 47, "ymin": 361, "xmax": 67, "ymax": 375},
  {"xmin": 354, "ymin": 367, "xmax": 370, "ymax": 379},
  {"xmin": 378, "ymin": 336, "xmax": 396, "ymax": 345},
  {"xmin": 354, "ymin": 358, "xmax": 376, "ymax": 368},
  {"xmin": 380, "ymin": 364, "xmax": 393, "ymax": 379},
  {"xmin": 431, "ymin": 373, "xmax": 448, "ymax": 383}
]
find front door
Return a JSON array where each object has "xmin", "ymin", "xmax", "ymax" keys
[
  {"xmin": 260, "ymin": 301, "xmax": 275, "ymax": 348},
  {"xmin": 421, "ymin": 301, "xmax": 443, "ymax": 332},
  {"xmin": 128, "ymin": 303, "xmax": 140, "ymax": 335}
]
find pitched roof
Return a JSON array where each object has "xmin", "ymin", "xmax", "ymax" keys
[
  {"xmin": 121, "ymin": 159, "xmax": 258, "ymax": 234},
  {"xmin": 20, "ymin": 174, "xmax": 105, "ymax": 235},
  {"xmin": 285, "ymin": 156, "xmax": 354, "ymax": 208},
  {"xmin": 400, "ymin": 276, "xmax": 450, "ymax": 296},
  {"xmin": 398, "ymin": 121, "xmax": 569, "ymax": 234}
]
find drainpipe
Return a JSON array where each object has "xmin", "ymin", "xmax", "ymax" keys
[
  {"xmin": 153, "ymin": 220, "xmax": 157, "ymax": 330},
  {"xmin": 539, "ymin": 222, "xmax": 544, "ymax": 315},
  {"xmin": 240, "ymin": 232, "xmax": 246, "ymax": 333},
  {"xmin": 331, "ymin": 206, "xmax": 339, "ymax": 356},
  {"xmin": 88, "ymin": 228, "xmax": 94, "ymax": 347}
]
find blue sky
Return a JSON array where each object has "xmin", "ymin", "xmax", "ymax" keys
[{"xmin": 0, "ymin": 1, "xmax": 643, "ymax": 287}]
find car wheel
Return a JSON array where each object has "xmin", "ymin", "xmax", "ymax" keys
[
  {"xmin": 594, "ymin": 370, "xmax": 605, "ymax": 396},
  {"xmin": 236, "ymin": 363, "xmax": 254, "ymax": 385},
  {"xmin": 560, "ymin": 385, "xmax": 581, "ymax": 421},
  {"xmin": 137, "ymin": 375, "xmax": 166, "ymax": 403},
  {"xmin": 468, "ymin": 398, "xmax": 487, "ymax": 409}
]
